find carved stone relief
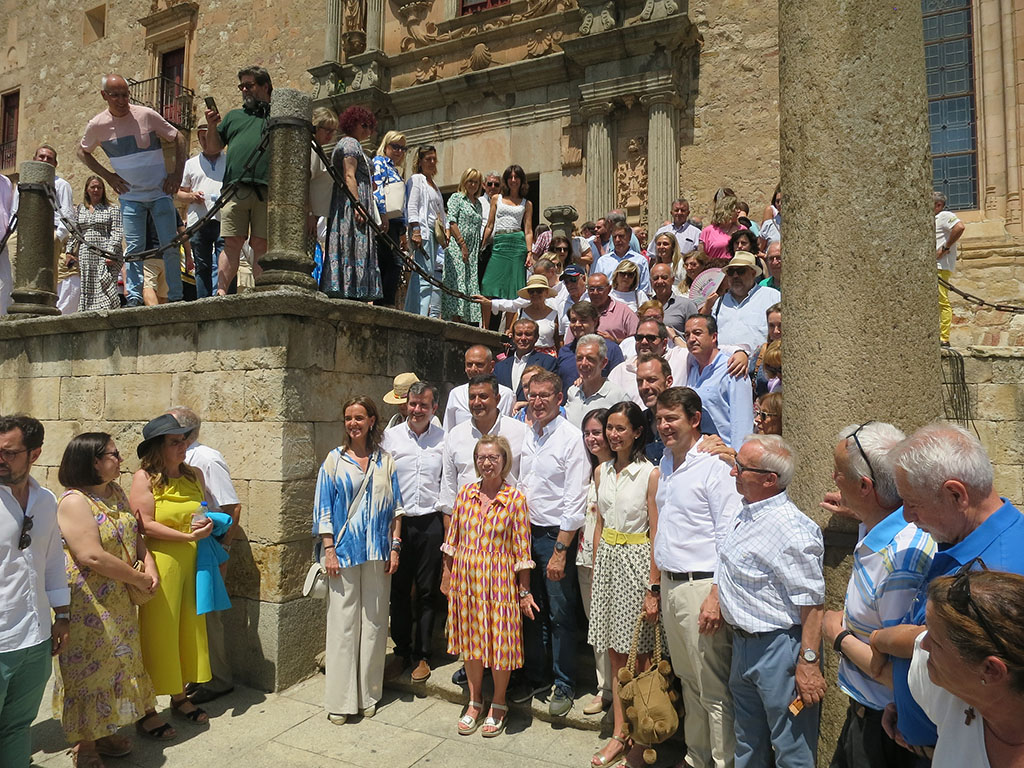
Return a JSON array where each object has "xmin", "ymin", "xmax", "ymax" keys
[
  {"xmin": 350, "ymin": 60, "xmax": 381, "ymax": 90},
  {"xmin": 343, "ymin": 0, "xmax": 368, "ymax": 56},
  {"xmin": 616, "ymin": 136, "xmax": 648, "ymax": 228},
  {"xmin": 413, "ymin": 56, "xmax": 442, "ymax": 83},
  {"xmin": 459, "ymin": 43, "xmax": 493, "ymax": 72},
  {"xmin": 633, "ymin": 0, "xmax": 678, "ymax": 23},
  {"xmin": 560, "ymin": 119, "xmax": 583, "ymax": 169},
  {"xmin": 397, "ymin": 0, "xmax": 577, "ymax": 52},
  {"xmin": 526, "ymin": 28, "xmax": 563, "ymax": 58},
  {"xmin": 578, "ymin": 1, "xmax": 616, "ymax": 35}
]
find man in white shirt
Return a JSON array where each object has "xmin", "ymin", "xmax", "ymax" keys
[
  {"xmin": 442, "ymin": 345, "xmax": 515, "ymax": 431},
  {"xmin": 718, "ymin": 435, "xmax": 826, "ymax": 768},
  {"xmin": 164, "ymin": 406, "xmax": 241, "ymax": 705},
  {"xmin": 610, "ymin": 319, "xmax": 689, "ymax": 406},
  {"xmin": 512, "ymin": 370, "xmax": 589, "ymax": 717},
  {"xmin": 593, "ymin": 222, "xmax": 651, "ymax": 293},
  {"xmin": 0, "ymin": 173, "xmax": 14, "ymax": 315},
  {"xmin": 684, "ymin": 314, "xmax": 755, "ymax": 449},
  {"xmin": 647, "ymin": 198, "xmax": 701, "ymax": 257},
  {"xmin": 564, "ymin": 334, "xmax": 629, "ymax": 426},
  {"xmin": 439, "ymin": 375, "xmax": 528, "ymax": 517},
  {"xmin": 933, "ymin": 191, "xmax": 965, "ymax": 346},
  {"xmin": 653, "ymin": 387, "xmax": 742, "ymax": 768},
  {"xmin": 382, "ymin": 382, "xmax": 445, "ymax": 684},
  {"xmin": 0, "ymin": 415, "xmax": 70, "ymax": 766},
  {"xmin": 177, "ymin": 124, "xmax": 225, "ymax": 298},
  {"xmin": 710, "ymin": 252, "xmax": 781, "ymax": 353}
]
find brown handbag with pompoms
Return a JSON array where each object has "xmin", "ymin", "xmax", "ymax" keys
[{"xmin": 617, "ymin": 612, "xmax": 680, "ymax": 765}]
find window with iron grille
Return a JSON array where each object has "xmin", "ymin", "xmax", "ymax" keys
[
  {"xmin": 923, "ymin": 0, "xmax": 978, "ymax": 211},
  {"xmin": 1, "ymin": 90, "xmax": 18, "ymax": 171}
]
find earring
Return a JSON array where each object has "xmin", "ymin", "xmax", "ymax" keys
[{"xmin": 981, "ymin": 679, "xmax": 987, "ymax": 686}]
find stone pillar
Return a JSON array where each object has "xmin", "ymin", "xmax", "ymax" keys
[
  {"xmin": 979, "ymin": 0, "xmax": 1007, "ymax": 217},
  {"xmin": 778, "ymin": 0, "xmax": 943, "ymax": 761},
  {"xmin": 543, "ymin": 205, "xmax": 579, "ymax": 240},
  {"xmin": 1000, "ymin": 0, "xmax": 1021, "ymax": 228},
  {"xmin": 641, "ymin": 92, "xmax": 680, "ymax": 231},
  {"xmin": 324, "ymin": 0, "xmax": 341, "ymax": 62},
  {"xmin": 582, "ymin": 101, "xmax": 614, "ymax": 222},
  {"xmin": 365, "ymin": 0, "xmax": 382, "ymax": 53},
  {"xmin": 8, "ymin": 161, "xmax": 60, "ymax": 317},
  {"xmin": 255, "ymin": 89, "xmax": 317, "ymax": 292}
]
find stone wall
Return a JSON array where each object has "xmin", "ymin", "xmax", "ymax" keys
[
  {"xmin": 948, "ymin": 244, "xmax": 1024, "ymax": 347},
  {"xmin": 0, "ymin": 292, "xmax": 496, "ymax": 691}
]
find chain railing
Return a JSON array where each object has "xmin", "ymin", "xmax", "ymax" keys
[{"xmin": 939, "ymin": 275, "xmax": 1024, "ymax": 315}]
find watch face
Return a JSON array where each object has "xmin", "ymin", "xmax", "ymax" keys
[
  {"xmin": 802, "ymin": 649, "xmax": 818, "ymax": 663},
  {"xmin": 554, "ymin": 542, "xmax": 567, "ymax": 552}
]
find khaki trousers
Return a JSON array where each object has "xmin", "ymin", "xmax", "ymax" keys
[
  {"xmin": 324, "ymin": 560, "xmax": 390, "ymax": 716},
  {"xmin": 663, "ymin": 578, "xmax": 735, "ymax": 768}
]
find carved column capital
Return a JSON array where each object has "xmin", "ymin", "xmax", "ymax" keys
[
  {"xmin": 639, "ymin": 90, "xmax": 683, "ymax": 110},
  {"xmin": 580, "ymin": 100, "xmax": 614, "ymax": 121}
]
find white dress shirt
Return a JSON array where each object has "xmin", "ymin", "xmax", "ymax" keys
[
  {"xmin": 442, "ymin": 383, "xmax": 515, "ymax": 432},
  {"xmin": 711, "ymin": 283, "xmax": 782, "ymax": 354},
  {"xmin": 382, "ymin": 420, "xmax": 445, "ymax": 517},
  {"xmin": 717, "ymin": 491, "xmax": 825, "ymax": 634},
  {"xmin": 518, "ymin": 416, "xmax": 589, "ymax": 531},
  {"xmin": 647, "ymin": 222, "xmax": 701, "ymax": 256},
  {"xmin": 181, "ymin": 151, "xmax": 226, "ymax": 225},
  {"xmin": 438, "ymin": 414, "xmax": 528, "ymax": 514},
  {"xmin": 609, "ymin": 346, "xmax": 690, "ymax": 407},
  {"xmin": 12, "ymin": 176, "xmax": 73, "ymax": 242},
  {"xmin": 0, "ymin": 478, "xmax": 70, "ymax": 653},
  {"xmin": 186, "ymin": 441, "xmax": 239, "ymax": 509},
  {"xmin": 654, "ymin": 444, "xmax": 742, "ymax": 576}
]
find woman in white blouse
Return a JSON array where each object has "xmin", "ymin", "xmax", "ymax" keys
[
  {"xmin": 909, "ymin": 569, "xmax": 1024, "ymax": 768},
  {"xmin": 588, "ymin": 400, "xmax": 661, "ymax": 767},
  {"xmin": 404, "ymin": 146, "xmax": 447, "ymax": 318}
]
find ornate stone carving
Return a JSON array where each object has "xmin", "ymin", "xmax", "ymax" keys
[
  {"xmin": 349, "ymin": 59, "xmax": 381, "ymax": 90},
  {"xmin": 460, "ymin": 43, "xmax": 493, "ymax": 72},
  {"xmin": 526, "ymin": 28, "xmax": 563, "ymax": 58},
  {"xmin": 342, "ymin": 0, "xmax": 367, "ymax": 56},
  {"xmin": 616, "ymin": 136, "xmax": 648, "ymax": 228},
  {"xmin": 579, "ymin": 1, "xmax": 616, "ymax": 35},
  {"xmin": 560, "ymin": 120, "xmax": 583, "ymax": 169},
  {"xmin": 634, "ymin": 0, "xmax": 678, "ymax": 23},
  {"xmin": 309, "ymin": 61, "xmax": 346, "ymax": 98},
  {"xmin": 398, "ymin": 0, "xmax": 577, "ymax": 52},
  {"xmin": 413, "ymin": 56, "xmax": 441, "ymax": 84}
]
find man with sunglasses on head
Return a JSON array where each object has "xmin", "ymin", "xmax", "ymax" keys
[
  {"xmin": 204, "ymin": 65, "xmax": 273, "ymax": 296},
  {"xmin": 0, "ymin": 415, "xmax": 70, "ymax": 766},
  {"xmin": 867, "ymin": 423, "xmax": 1024, "ymax": 760},
  {"xmin": 820, "ymin": 422, "xmax": 935, "ymax": 768},
  {"xmin": 718, "ymin": 433, "xmax": 826, "ymax": 768},
  {"xmin": 711, "ymin": 250, "xmax": 781, "ymax": 354}
]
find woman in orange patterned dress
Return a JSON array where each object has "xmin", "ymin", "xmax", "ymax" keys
[{"xmin": 441, "ymin": 435, "xmax": 537, "ymax": 738}]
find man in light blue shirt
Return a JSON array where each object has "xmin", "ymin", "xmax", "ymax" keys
[
  {"xmin": 683, "ymin": 314, "xmax": 754, "ymax": 449},
  {"xmin": 594, "ymin": 221, "xmax": 651, "ymax": 293},
  {"xmin": 711, "ymin": 252, "xmax": 781, "ymax": 353}
]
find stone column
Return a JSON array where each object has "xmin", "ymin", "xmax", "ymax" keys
[
  {"xmin": 979, "ymin": 0, "xmax": 1006, "ymax": 217},
  {"xmin": 8, "ymin": 161, "xmax": 60, "ymax": 317},
  {"xmin": 365, "ymin": 0, "xmax": 383, "ymax": 53},
  {"xmin": 256, "ymin": 89, "xmax": 317, "ymax": 292},
  {"xmin": 543, "ymin": 205, "xmax": 579, "ymax": 240},
  {"xmin": 778, "ymin": 0, "xmax": 943, "ymax": 760},
  {"xmin": 641, "ymin": 92, "xmax": 680, "ymax": 232},
  {"xmin": 1000, "ymin": 0, "xmax": 1020, "ymax": 228},
  {"xmin": 582, "ymin": 101, "xmax": 614, "ymax": 221},
  {"xmin": 324, "ymin": 0, "xmax": 342, "ymax": 62}
]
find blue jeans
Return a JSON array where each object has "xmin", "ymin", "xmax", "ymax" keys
[
  {"xmin": 189, "ymin": 219, "xmax": 223, "ymax": 298},
  {"xmin": 730, "ymin": 626, "xmax": 819, "ymax": 768},
  {"xmin": 121, "ymin": 197, "xmax": 182, "ymax": 302},
  {"xmin": 403, "ymin": 235, "xmax": 438, "ymax": 316},
  {"xmin": 0, "ymin": 639, "xmax": 51, "ymax": 768},
  {"xmin": 523, "ymin": 525, "xmax": 578, "ymax": 697}
]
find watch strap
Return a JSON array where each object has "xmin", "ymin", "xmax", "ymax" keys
[{"xmin": 833, "ymin": 629, "xmax": 854, "ymax": 655}]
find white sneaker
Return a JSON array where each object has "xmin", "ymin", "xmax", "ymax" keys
[
  {"xmin": 360, "ymin": 704, "xmax": 377, "ymax": 718},
  {"xmin": 327, "ymin": 713, "xmax": 347, "ymax": 725}
]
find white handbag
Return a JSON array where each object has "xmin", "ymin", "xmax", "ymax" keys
[{"xmin": 383, "ymin": 180, "xmax": 406, "ymax": 219}]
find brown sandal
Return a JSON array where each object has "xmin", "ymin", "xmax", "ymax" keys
[{"xmin": 70, "ymin": 746, "xmax": 105, "ymax": 768}]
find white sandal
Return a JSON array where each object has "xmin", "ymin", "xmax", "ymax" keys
[
  {"xmin": 481, "ymin": 703, "xmax": 508, "ymax": 738},
  {"xmin": 458, "ymin": 700, "xmax": 484, "ymax": 735}
]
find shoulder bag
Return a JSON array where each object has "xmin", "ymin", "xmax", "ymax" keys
[
  {"xmin": 618, "ymin": 612, "xmax": 679, "ymax": 765},
  {"xmin": 383, "ymin": 175, "xmax": 406, "ymax": 219},
  {"xmin": 77, "ymin": 489, "xmax": 153, "ymax": 607}
]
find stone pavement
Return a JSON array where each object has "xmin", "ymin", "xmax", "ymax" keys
[{"xmin": 29, "ymin": 672, "xmax": 684, "ymax": 768}]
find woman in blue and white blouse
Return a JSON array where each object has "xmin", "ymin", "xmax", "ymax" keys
[
  {"xmin": 313, "ymin": 396, "xmax": 403, "ymax": 724},
  {"xmin": 371, "ymin": 131, "xmax": 408, "ymax": 307}
]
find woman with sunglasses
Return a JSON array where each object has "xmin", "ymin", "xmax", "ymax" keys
[
  {"xmin": 55, "ymin": 434, "xmax": 164, "ymax": 765},
  {"xmin": 546, "ymin": 235, "xmax": 573, "ymax": 271},
  {"xmin": 404, "ymin": 145, "xmax": 447, "ymax": 317},
  {"xmin": 480, "ymin": 165, "xmax": 533, "ymax": 333},
  {"xmin": 909, "ymin": 569, "xmax": 1024, "ymax": 767},
  {"xmin": 753, "ymin": 393, "xmax": 782, "ymax": 435},
  {"xmin": 372, "ymin": 130, "xmax": 409, "ymax": 306}
]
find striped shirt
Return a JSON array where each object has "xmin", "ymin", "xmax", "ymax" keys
[
  {"xmin": 839, "ymin": 509, "xmax": 935, "ymax": 710},
  {"xmin": 718, "ymin": 491, "xmax": 825, "ymax": 634},
  {"xmin": 80, "ymin": 104, "xmax": 178, "ymax": 202}
]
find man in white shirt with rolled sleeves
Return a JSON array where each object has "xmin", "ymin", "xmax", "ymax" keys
[
  {"xmin": 0, "ymin": 415, "xmax": 70, "ymax": 767},
  {"xmin": 512, "ymin": 369, "xmax": 590, "ymax": 718},
  {"xmin": 443, "ymin": 345, "xmax": 515, "ymax": 432},
  {"xmin": 653, "ymin": 387, "xmax": 741, "ymax": 768},
  {"xmin": 166, "ymin": 406, "xmax": 241, "ymax": 705},
  {"xmin": 382, "ymin": 381, "xmax": 445, "ymax": 684}
]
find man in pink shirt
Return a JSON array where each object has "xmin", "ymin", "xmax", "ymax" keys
[{"xmin": 563, "ymin": 273, "xmax": 638, "ymax": 343}]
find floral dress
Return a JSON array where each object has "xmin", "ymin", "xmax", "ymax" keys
[
  {"xmin": 442, "ymin": 482, "xmax": 534, "ymax": 670},
  {"xmin": 441, "ymin": 192, "xmax": 482, "ymax": 323},
  {"xmin": 322, "ymin": 136, "xmax": 381, "ymax": 300},
  {"xmin": 53, "ymin": 486, "xmax": 156, "ymax": 742}
]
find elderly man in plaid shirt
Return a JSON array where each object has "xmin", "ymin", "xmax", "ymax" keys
[{"xmin": 717, "ymin": 434, "xmax": 826, "ymax": 768}]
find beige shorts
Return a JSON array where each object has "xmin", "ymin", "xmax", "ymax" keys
[
  {"xmin": 220, "ymin": 184, "xmax": 268, "ymax": 240},
  {"xmin": 143, "ymin": 257, "xmax": 168, "ymax": 299}
]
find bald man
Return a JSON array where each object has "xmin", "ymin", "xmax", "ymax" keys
[{"xmin": 442, "ymin": 344, "xmax": 515, "ymax": 431}]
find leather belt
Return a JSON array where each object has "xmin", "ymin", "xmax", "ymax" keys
[{"xmin": 664, "ymin": 570, "xmax": 713, "ymax": 582}]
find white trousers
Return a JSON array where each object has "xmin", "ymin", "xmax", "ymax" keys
[
  {"xmin": 57, "ymin": 275, "xmax": 80, "ymax": 314},
  {"xmin": 324, "ymin": 560, "xmax": 390, "ymax": 715},
  {"xmin": 578, "ymin": 564, "xmax": 612, "ymax": 698}
]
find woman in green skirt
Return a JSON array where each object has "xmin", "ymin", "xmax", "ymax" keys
[{"xmin": 481, "ymin": 165, "xmax": 533, "ymax": 333}]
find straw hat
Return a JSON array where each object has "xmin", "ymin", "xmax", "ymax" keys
[
  {"xmin": 516, "ymin": 274, "xmax": 557, "ymax": 300},
  {"xmin": 723, "ymin": 251, "xmax": 763, "ymax": 279},
  {"xmin": 383, "ymin": 372, "xmax": 420, "ymax": 404}
]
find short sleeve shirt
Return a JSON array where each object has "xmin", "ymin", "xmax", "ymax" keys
[
  {"xmin": 934, "ymin": 210, "xmax": 961, "ymax": 272},
  {"xmin": 218, "ymin": 105, "xmax": 270, "ymax": 187},
  {"xmin": 80, "ymin": 104, "xmax": 178, "ymax": 202}
]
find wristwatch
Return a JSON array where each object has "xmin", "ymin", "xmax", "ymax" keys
[
  {"xmin": 390, "ymin": 539, "xmax": 402, "ymax": 553},
  {"xmin": 833, "ymin": 630, "xmax": 854, "ymax": 656},
  {"xmin": 518, "ymin": 588, "xmax": 531, "ymax": 599},
  {"xmin": 554, "ymin": 541, "xmax": 569, "ymax": 553},
  {"xmin": 648, "ymin": 584, "xmax": 661, "ymax": 594},
  {"xmin": 54, "ymin": 612, "xmax": 70, "ymax": 621},
  {"xmin": 800, "ymin": 648, "xmax": 819, "ymax": 664}
]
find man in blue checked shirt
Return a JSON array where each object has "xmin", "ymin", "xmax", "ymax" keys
[{"xmin": 820, "ymin": 422, "xmax": 935, "ymax": 768}]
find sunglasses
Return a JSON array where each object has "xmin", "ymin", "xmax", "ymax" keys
[
  {"xmin": 948, "ymin": 558, "xmax": 1015, "ymax": 662},
  {"xmin": 18, "ymin": 512, "xmax": 33, "ymax": 550},
  {"xmin": 485, "ymin": 181, "xmax": 500, "ymax": 187},
  {"xmin": 734, "ymin": 460, "xmax": 776, "ymax": 476},
  {"xmin": 634, "ymin": 333, "xmax": 660, "ymax": 343},
  {"xmin": 725, "ymin": 267, "xmax": 751, "ymax": 276},
  {"xmin": 100, "ymin": 450, "xmax": 123, "ymax": 461},
  {"xmin": 554, "ymin": 246, "xmax": 570, "ymax": 252},
  {"xmin": 238, "ymin": 82, "xmax": 257, "ymax": 91},
  {"xmin": 563, "ymin": 275, "xmax": 580, "ymax": 283},
  {"xmin": 389, "ymin": 143, "xmax": 407, "ymax": 152},
  {"xmin": 754, "ymin": 410, "xmax": 778, "ymax": 420},
  {"xmin": 527, "ymin": 288, "xmax": 547, "ymax": 295},
  {"xmin": 847, "ymin": 421, "xmax": 876, "ymax": 482}
]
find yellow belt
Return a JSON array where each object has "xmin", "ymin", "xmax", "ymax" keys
[{"xmin": 601, "ymin": 528, "xmax": 649, "ymax": 545}]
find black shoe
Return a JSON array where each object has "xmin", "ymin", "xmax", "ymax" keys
[
  {"xmin": 189, "ymin": 686, "xmax": 234, "ymax": 705},
  {"xmin": 451, "ymin": 666, "xmax": 468, "ymax": 686}
]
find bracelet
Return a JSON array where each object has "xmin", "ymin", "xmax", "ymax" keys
[
  {"xmin": 391, "ymin": 538, "xmax": 402, "ymax": 552},
  {"xmin": 54, "ymin": 612, "xmax": 70, "ymax": 621},
  {"xmin": 833, "ymin": 629, "xmax": 854, "ymax": 656},
  {"xmin": 323, "ymin": 544, "xmax": 335, "ymax": 550}
]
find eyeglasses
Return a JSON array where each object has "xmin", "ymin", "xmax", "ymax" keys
[
  {"xmin": 18, "ymin": 512, "xmax": 33, "ymax": 550},
  {"xmin": 388, "ymin": 143, "xmax": 407, "ymax": 152},
  {"xmin": 238, "ymin": 82, "xmax": 257, "ymax": 91},
  {"xmin": 0, "ymin": 447, "xmax": 28, "ymax": 463},
  {"xmin": 477, "ymin": 455, "xmax": 502, "ymax": 465},
  {"xmin": 634, "ymin": 334, "xmax": 660, "ymax": 343},
  {"xmin": 734, "ymin": 460, "xmax": 776, "ymax": 476},
  {"xmin": 754, "ymin": 410, "xmax": 778, "ymax": 420},
  {"xmin": 948, "ymin": 558, "xmax": 1015, "ymax": 662},
  {"xmin": 485, "ymin": 181, "xmax": 500, "ymax": 188},
  {"xmin": 847, "ymin": 421, "xmax": 876, "ymax": 482},
  {"xmin": 100, "ymin": 450, "xmax": 123, "ymax": 461},
  {"xmin": 527, "ymin": 391, "xmax": 557, "ymax": 401}
]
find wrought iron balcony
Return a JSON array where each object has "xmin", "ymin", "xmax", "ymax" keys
[
  {"xmin": 0, "ymin": 138, "xmax": 16, "ymax": 171},
  {"xmin": 128, "ymin": 76, "xmax": 196, "ymax": 131}
]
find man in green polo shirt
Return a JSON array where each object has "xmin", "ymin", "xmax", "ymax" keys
[{"xmin": 204, "ymin": 65, "xmax": 272, "ymax": 295}]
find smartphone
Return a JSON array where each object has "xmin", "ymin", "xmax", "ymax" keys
[{"xmin": 204, "ymin": 96, "xmax": 218, "ymax": 112}]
